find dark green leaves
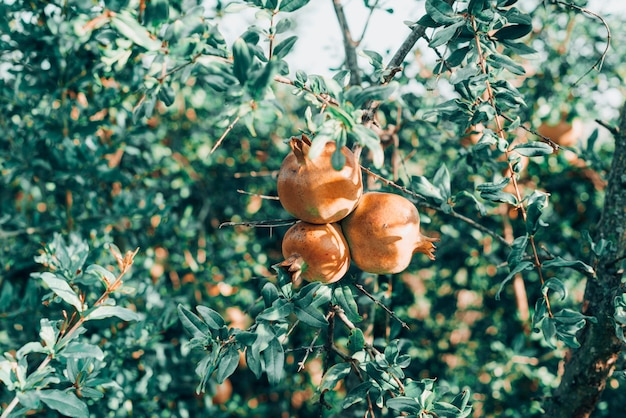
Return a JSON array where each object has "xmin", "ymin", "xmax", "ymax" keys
[
  {"xmin": 477, "ymin": 178, "xmax": 518, "ymax": 206},
  {"xmin": 232, "ymin": 38, "xmax": 252, "ymax": 85},
  {"xmin": 273, "ymin": 35, "xmax": 298, "ymax": 59},
  {"xmin": 111, "ymin": 11, "xmax": 162, "ymax": 51},
  {"xmin": 511, "ymin": 141, "xmax": 554, "ymax": 157},
  {"xmin": 425, "ymin": 0, "xmax": 461, "ymax": 25},
  {"xmin": 39, "ymin": 390, "xmax": 89, "ymax": 418}
]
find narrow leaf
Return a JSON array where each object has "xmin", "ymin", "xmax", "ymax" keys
[
  {"xmin": 196, "ymin": 306, "xmax": 226, "ymax": 330},
  {"xmin": 87, "ymin": 306, "xmax": 139, "ymax": 321},
  {"xmin": 40, "ymin": 273, "xmax": 84, "ymax": 312},
  {"xmin": 232, "ymin": 38, "xmax": 252, "ymax": 84},
  {"xmin": 263, "ymin": 338, "xmax": 284, "ymax": 386},
  {"xmin": 111, "ymin": 11, "xmax": 162, "ymax": 51},
  {"xmin": 320, "ymin": 362, "xmax": 351, "ymax": 393},
  {"xmin": 216, "ymin": 346, "xmax": 240, "ymax": 383},
  {"xmin": 425, "ymin": 0, "xmax": 461, "ymax": 25},
  {"xmin": 273, "ymin": 36, "xmax": 297, "ymax": 59},
  {"xmin": 511, "ymin": 141, "xmax": 554, "ymax": 157},
  {"xmin": 39, "ymin": 390, "xmax": 89, "ymax": 418},
  {"xmin": 496, "ymin": 260, "xmax": 533, "ymax": 300}
]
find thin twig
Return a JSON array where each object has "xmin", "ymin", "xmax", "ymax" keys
[
  {"xmin": 354, "ymin": 284, "xmax": 409, "ymax": 330},
  {"xmin": 362, "ymin": 0, "xmax": 457, "ymax": 124},
  {"xmin": 551, "ymin": 0, "xmax": 611, "ymax": 86},
  {"xmin": 210, "ymin": 114, "xmax": 241, "ymax": 154},
  {"xmin": 218, "ymin": 218, "xmax": 298, "ymax": 229},
  {"xmin": 236, "ymin": 189, "xmax": 280, "ymax": 200}
]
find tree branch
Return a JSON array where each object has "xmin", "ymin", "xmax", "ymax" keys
[
  {"xmin": 332, "ymin": 0, "xmax": 362, "ymax": 86},
  {"xmin": 362, "ymin": 0, "xmax": 456, "ymax": 124},
  {"xmin": 545, "ymin": 101, "xmax": 626, "ymax": 417}
]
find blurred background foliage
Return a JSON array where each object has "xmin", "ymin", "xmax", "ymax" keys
[{"xmin": 1, "ymin": 0, "xmax": 625, "ymax": 416}]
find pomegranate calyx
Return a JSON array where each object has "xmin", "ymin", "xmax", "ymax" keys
[{"xmin": 277, "ymin": 253, "xmax": 306, "ymax": 286}]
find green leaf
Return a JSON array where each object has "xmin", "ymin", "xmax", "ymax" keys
[
  {"xmin": 84, "ymin": 265, "xmax": 116, "ymax": 287},
  {"xmin": 429, "ymin": 20, "xmax": 464, "ymax": 48},
  {"xmin": 331, "ymin": 146, "xmax": 346, "ymax": 171},
  {"xmin": 273, "ymin": 35, "xmax": 297, "ymax": 59},
  {"xmin": 250, "ymin": 59, "xmax": 279, "ymax": 100},
  {"xmin": 320, "ymin": 362, "xmax": 351, "ymax": 393},
  {"xmin": 343, "ymin": 381, "xmax": 374, "ymax": 408},
  {"xmin": 351, "ymin": 125, "xmax": 384, "ymax": 168},
  {"xmin": 425, "ymin": 0, "xmax": 461, "ymax": 25},
  {"xmin": 257, "ymin": 298, "xmax": 293, "ymax": 321},
  {"xmin": 39, "ymin": 389, "xmax": 89, "ymax": 418},
  {"xmin": 246, "ymin": 345, "xmax": 263, "ymax": 378},
  {"xmin": 333, "ymin": 285, "xmax": 361, "ymax": 323},
  {"xmin": 275, "ymin": 17, "xmax": 293, "ymax": 34},
  {"xmin": 532, "ymin": 297, "xmax": 548, "ymax": 333},
  {"xmin": 501, "ymin": 39, "xmax": 538, "ymax": 56},
  {"xmin": 511, "ymin": 142, "xmax": 554, "ymax": 157},
  {"xmin": 476, "ymin": 177, "xmax": 510, "ymax": 193},
  {"xmin": 196, "ymin": 306, "xmax": 226, "ymax": 330},
  {"xmin": 111, "ymin": 11, "xmax": 162, "ymax": 51},
  {"xmin": 446, "ymin": 46, "xmax": 470, "ymax": 67},
  {"xmin": 480, "ymin": 190, "xmax": 518, "ymax": 205},
  {"xmin": 496, "ymin": 260, "xmax": 533, "ymax": 300},
  {"xmin": 542, "ymin": 277, "xmax": 567, "ymax": 301},
  {"xmin": 263, "ymin": 338, "xmax": 284, "ymax": 386},
  {"xmin": 177, "ymin": 304, "xmax": 210, "ymax": 338},
  {"xmin": 87, "ymin": 306, "xmax": 139, "ymax": 321},
  {"xmin": 232, "ymin": 38, "xmax": 252, "ymax": 84},
  {"xmin": 488, "ymin": 53, "xmax": 526, "ymax": 76},
  {"xmin": 61, "ymin": 342, "xmax": 105, "ymax": 361},
  {"xmin": 351, "ymin": 83, "xmax": 397, "ymax": 109},
  {"xmin": 412, "ymin": 175, "xmax": 444, "ymax": 203},
  {"xmin": 295, "ymin": 305, "xmax": 327, "ymax": 327},
  {"xmin": 541, "ymin": 317, "xmax": 557, "ymax": 349},
  {"xmin": 492, "ymin": 24, "xmax": 532, "ymax": 40},
  {"xmin": 543, "ymin": 257, "xmax": 595, "ymax": 276},
  {"xmin": 526, "ymin": 190, "xmax": 548, "ymax": 235},
  {"xmin": 157, "ymin": 85, "xmax": 175, "ymax": 107},
  {"xmin": 347, "ymin": 328, "xmax": 365, "ymax": 351},
  {"xmin": 279, "ymin": 0, "xmax": 311, "ymax": 12},
  {"xmin": 386, "ymin": 396, "xmax": 422, "ymax": 413},
  {"xmin": 39, "ymin": 273, "xmax": 84, "ymax": 312},
  {"xmin": 433, "ymin": 163, "xmax": 451, "ymax": 201},
  {"xmin": 261, "ymin": 282, "xmax": 280, "ymax": 307},
  {"xmin": 143, "ymin": 0, "xmax": 170, "ymax": 26},
  {"xmin": 216, "ymin": 346, "xmax": 239, "ymax": 383},
  {"xmin": 507, "ymin": 234, "xmax": 529, "ymax": 269}
]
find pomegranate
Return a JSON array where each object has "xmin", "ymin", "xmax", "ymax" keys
[
  {"xmin": 279, "ymin": 221, "xmax": 350, "ymax": 285},
  {"xmin": 341, "ymin": 192, "xmax": 438, "ymax": 274},
  {"xmin": 276, "ymin": 134, "xmax": 363, "ymax": 224}
]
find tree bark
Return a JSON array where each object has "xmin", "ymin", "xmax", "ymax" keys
[{"xmin": 545, "ymin": 103, "xmax": 626, "ymax": 417}]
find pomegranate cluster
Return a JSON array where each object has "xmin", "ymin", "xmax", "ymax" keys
[{"xmin": 277, "ymin": 134, "xmax": 437, "ymax": 285}]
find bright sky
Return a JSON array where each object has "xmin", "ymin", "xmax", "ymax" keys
[{"xmin": 211, "ymin": 0, "xmax": 623, "ymax": 77}]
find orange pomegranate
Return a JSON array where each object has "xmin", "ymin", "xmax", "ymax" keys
[
  {"xmin": 341, "ymin": 192, "xmax": 438, "ymax": 274},
  {"xmin": 279, "ymin": 221, "xmax": 350, "ymax": 285},
  {"xmin": 276, "ymin": 134, "xmax": 363, "ymax": 224}
]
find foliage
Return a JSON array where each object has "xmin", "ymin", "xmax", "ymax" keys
[{"xmin": 1, "ymin": 0, "xmax": 625, "ymax": 417}]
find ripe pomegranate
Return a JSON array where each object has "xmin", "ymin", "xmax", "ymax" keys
[
  {"xmin": 341, "ymin": 192, "xmax": 438, "ymax": 274},
  {"xmin": 279, "ymin": 221, "xmax": 350, "ymax": 285},
  {"xmin": 276, "ymin": 134, "xmax": 363, "ymax": 224}
]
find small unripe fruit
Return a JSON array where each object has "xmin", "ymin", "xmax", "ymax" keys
[
  {"xmin": 277, "ymin": 134, "xmax": 363, "ymax": 224},
  {"xmin": 341, "ymin": 192, "xmax": 438, "ymax": 274},
  {"xmin": 279, "ymin": 221, "xmax": 350, "ymax": 285}
]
